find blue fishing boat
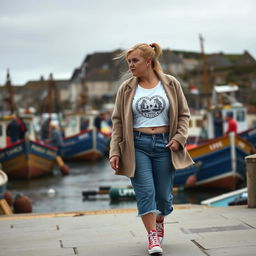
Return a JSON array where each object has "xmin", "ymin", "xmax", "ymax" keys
[
  {"xmin": 188, "ymin": 84, "xmax": 256, "ymax": 146},
  {"xmin": 175, "ymin": 133, "xmax": 254, "ymax": 190},
  {"xmin": 0, "ymin": 116, "xmax": 57, "ymax": 179},
  {"xmin": 61, "ymin": 129, "xmax": 110, "ymax": 161},
  {"xmin": 239, "ymin": 127, "xmax": 256, "ymax": 147},
  {"xmin": 0, "ymin": 139, "xmax": 57, "ymax": 179},
  {"xmin": 61, "ymin": 112, "xmax": 110, "ymax": 161}
]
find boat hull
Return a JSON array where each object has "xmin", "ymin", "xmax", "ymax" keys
[
  {"xmin": 61, "ymin": 129, "xmax": 109, "ymax": 161},
  {"xmin": 174, "ymin": 135, "xmax": 253, "ymax": 190},
  {"xmin": 239, "ymin": 127, "xmax": 256, "ymax": 147},
  {"xmin": 0, "ymin": 140, "xmax": 57, "ymax": 179},
  {"xmin": 201, "ymin": 187, "xmax": 247, "ymax": 206}
]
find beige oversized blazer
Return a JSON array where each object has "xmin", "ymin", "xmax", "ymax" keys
[{"xmin": 109, "ymin": 71, "xmax": 194, "ymax": 177}]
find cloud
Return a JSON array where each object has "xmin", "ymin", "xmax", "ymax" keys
[{"xmin": 0, "ymin": 0, "xmax": 255, "ymax": 84}]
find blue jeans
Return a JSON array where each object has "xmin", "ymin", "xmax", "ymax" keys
[{"xmin": 131, "ymin": 131, "xmax": 175, "ymax": 217}]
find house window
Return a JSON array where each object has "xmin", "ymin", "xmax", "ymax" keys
[{"xmin": 102, "ymin": 64, "xmax": 109, "ymax": 70}]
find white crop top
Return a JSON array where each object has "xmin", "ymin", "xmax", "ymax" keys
[{"xmin": 132, "ymin": 82, "xmax": 170, "ymax": 128}]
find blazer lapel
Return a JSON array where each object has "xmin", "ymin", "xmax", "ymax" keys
[
  {"xmin": 124, "ymin": 77, "xmax": 137, "ymax": 141},
  {"xmin": 157, "ymin": 72, "xmax": 177, "ymax": 137}
]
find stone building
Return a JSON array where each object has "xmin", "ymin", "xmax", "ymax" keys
[{"xmin": 1, "ymin": 49, "xmax": 255, "ymax": 115}]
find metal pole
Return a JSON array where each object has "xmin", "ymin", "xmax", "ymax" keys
[
  {"xmin": 230, "ymin": 132, "xmax": 236, "ymax": 174},
  {"xmin": 245, "ymin": 154, "xmax": 256, "ymax": 208},
  {"xmin": 199, "ymin": 34, "xmax": 210, "ymax": 109}
]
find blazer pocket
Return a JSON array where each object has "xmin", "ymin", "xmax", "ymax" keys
[{"xmin": 118, "ymin": 140, "xmax": 126, "ymax": 156}]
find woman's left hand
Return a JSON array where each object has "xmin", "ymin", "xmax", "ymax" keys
[{"xmin": 166, "ymin": 139, "xmax": 180, "ymax": 151}]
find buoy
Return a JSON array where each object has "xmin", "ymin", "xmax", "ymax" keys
[
  {"xmin": 185, "ymin": 175, "xmax": 197, "ymax": 187},
  {"xmin": 13, "ymin": 194, "xmax": 32, "ymax": 213},
  {"xmin": 55, "ymin": 155, "xmax": 69, "ymax": 175},
  {"xmin": 47, "ymin": 188, "xmax": 56, "ymax": 197},
  {"xmin": 3, "ymin": 191, "xmax": 14, "ymax": 207}
]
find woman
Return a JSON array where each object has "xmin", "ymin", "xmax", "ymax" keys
[{"xmin": 109, "ymin": 43, "xmax": 194, "ymax": 255}]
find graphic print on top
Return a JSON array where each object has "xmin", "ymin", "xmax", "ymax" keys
[
  {"xmin": 132, "ymin": 82, "xmax": 169, "ymax": 128},
  {"xmin": 136, "ymin": 95, "xmax": 166, "ymax": 118}
]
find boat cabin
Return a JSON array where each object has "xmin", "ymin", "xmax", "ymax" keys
[
  {"xmin": 0, "ymin": 115, "xmax": 36, "ymax": 148},
  {"xmin": 188, "ymin": 85, "xmax": 248, "ymax": 140},
  {"xmin": 207, "ymin": 85, "xmax": 247, "ymax": 139},
  {"xmin": 63, "ymin": 111, "xmax": 111, "ymax": 137}
]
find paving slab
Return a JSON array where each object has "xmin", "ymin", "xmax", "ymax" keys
[
  {"xmin": 194, "ymin": 229, "xmax": 256, "ymax": 249},
  {"xmin": 0, "ymin": 205, "xmax": 255, "ymax": 256},
  {"xmin": 0, "ymin": 248, "xmax": 76, "ymax": 256},
  {"xmin": 207, "ymin": 246, "xmax": 256, "ymax": 256}
]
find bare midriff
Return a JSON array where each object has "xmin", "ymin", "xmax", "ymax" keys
[{"xmin": 134, "ymin": 126, "xmax": 170, "ymax": 134}]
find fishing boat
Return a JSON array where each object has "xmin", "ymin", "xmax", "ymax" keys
[
  {"xmin": 0, "ymin": 170, "xmax": 8, "ymax": 198},
  {"xmin": 188, "ymin": 85, "xmax": 250, "ymax": 143},
  {"xmin": 201, "ymin": 187, "xmax": 247, "ymax": 207},
  {"xmin": 0, "ymin": 115, "xmax": 57, "ymax": 179},
  {"xmin": 0, "ymin": 72, "xmax": 64, "ymax": 179},
  {"xmin": 61, "ymin": 111, "xmax": 111, "ymax": 161},
  {"xmin": 174, "ymin": 133, "xmax": 254, "ymax": 190},
  {"xmin": 239, "ymin": 126, "xmax": 256, "ymax": 147}
]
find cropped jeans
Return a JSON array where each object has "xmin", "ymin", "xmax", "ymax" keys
[{"xmin": 131, "ymin": 131, "xmax": 175, "ymax": 217}]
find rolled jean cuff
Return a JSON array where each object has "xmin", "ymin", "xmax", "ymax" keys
[{"xmin": 137, "ymin": 209, "xmax": 161, "ymax": 217}]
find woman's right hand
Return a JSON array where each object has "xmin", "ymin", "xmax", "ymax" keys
[{"xmin": 109, "ymin": 156, "xmax": 120, "ymax": 171}]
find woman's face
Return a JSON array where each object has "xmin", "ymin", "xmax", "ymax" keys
[{"xmin": 127, "ymin": 49, "xmax": 149, "ymax": 77}]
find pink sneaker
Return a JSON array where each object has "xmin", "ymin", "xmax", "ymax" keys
[
  {"xmin": 147, "ymin": 230, "xmax": 163, "ymax": 255},
  {"xmin": 156, "ymin": 220, "xmax": 164, "ymax": 244}
]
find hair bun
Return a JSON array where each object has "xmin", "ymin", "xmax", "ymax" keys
[{"xmin": 149, "ymin": 44, "xmax": 156, "ymax": 49}]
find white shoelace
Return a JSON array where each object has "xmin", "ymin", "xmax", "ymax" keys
[
  {"xmin": 148, "ymin": 232, "xmax": 159, "ymax": 247},
  {"xmin": 156, "ymin": 222, "xmax": 163, "ymax": 236}
]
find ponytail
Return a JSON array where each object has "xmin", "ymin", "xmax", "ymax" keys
[
  {"xmin": 148, "ymin": 43, "xmax": 162, "ymax": 72},
  {"xmin": 116, "ymin": 42, "xmax": 163, "ymax": 73}
]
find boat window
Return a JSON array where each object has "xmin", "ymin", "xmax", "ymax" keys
[
  {"xmin": 70, "ymin": 117, "xmax": 77, "ymax": 128},
  {"xmin": 80, "ymin": 117, "xmax": 89, "ymax": 131},
  {"xmin": 24, "ymin": 121, "xmax": 30, "ymax": 133},
  {"xmin": 196, "ymin": 119, "xmax": 203, "ymax": 127},
  {"xmin": 236, "ymin": 110, "xmax": 245, "ymax": 122},
  {"xmin": 0, "ymin": 124, "xmax": 2, "ymax": 136}
]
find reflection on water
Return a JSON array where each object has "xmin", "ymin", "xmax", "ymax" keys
[{"xmin": 7, "ymin": 158, "xmax": 225, "ymax": 213}]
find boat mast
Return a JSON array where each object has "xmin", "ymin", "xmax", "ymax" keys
[
  {"xmin": 47, "ymin": 73, "xmax": 62, "ymax": 125},
  {"xmin": 79, "ymin": 65, "xmax": 88, "ymax": 112},
  {"xmin": 199, "ymin": 34, "xmax": 210, "ymax": 109},
  {"xmin": 47, "ymin": 73, "xmax": 54, "ymax": 115},
  {"xmin": 5, "ymin": 69, "xmax": 16, "ymax": 114}
]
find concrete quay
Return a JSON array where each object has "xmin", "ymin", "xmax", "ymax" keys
[{"xmin": 0, "ymin": 204, "xmax": 256, "ymax": 256}]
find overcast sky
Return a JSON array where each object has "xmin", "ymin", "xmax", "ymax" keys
[{"xmin": 0, "ymin": 0, "xmax": 255, "ymax": 85}]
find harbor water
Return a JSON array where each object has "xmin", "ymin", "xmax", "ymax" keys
[{"xmin": 6, "ymin": 158, "xmax": 227, "ymax": 213}]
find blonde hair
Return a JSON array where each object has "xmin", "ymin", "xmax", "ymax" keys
[{"xmin": 117, "ymin": 43, "xmax": 163, "ymax": 73}]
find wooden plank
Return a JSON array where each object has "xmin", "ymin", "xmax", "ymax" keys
[{"xmin": 0, "ymin": 199, "xmax": 13, "ymax": 215}]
